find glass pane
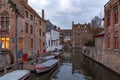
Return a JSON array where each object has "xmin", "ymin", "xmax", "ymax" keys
[
  {"xmin": 1, "ymin": 21, "xmax": 4, "ymax": 28},
  {"xmin": 1, "ymin": 17, "xmax": 4, "ymax": 21},
  {"xmin": 5, "ymin": 37, "xmax": 10, "ymax": 49},
  {"xmin": 6, "ymin": 42, "xmax": 10, "ymax": 49},
  {"xmin": 0, "ymin": 4, "xmax": 1, "ymax": 9},
  {"xmin": 6, "ymin": 37, "xmax": 9, "ymax": 41},
  {"xmin": 1, "ymin": 37, "xmax": 5, "ymax": 41},
  {"xmin": 6, "ymin": 21, "xmax": 9, "ymax": 28},
  {"xmin": 6, "ymin": 17, "xmax": 9, "ymax": 21},
  {"xmin": 2, "ymin": 42, "xmax": 5, "ymax": 48}
]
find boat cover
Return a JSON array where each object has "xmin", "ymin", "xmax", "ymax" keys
[
  {"xmin": 0, "ymin": 70, "xmax": 30, "ymax": 80},
  {"xmin": 36, "ymin": 59, "xmax": 59, "ymax": 67}
]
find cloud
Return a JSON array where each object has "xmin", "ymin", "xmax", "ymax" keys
[{"xmin": 28, "ymin": 0, "xmax": 109, "ymax": 29}]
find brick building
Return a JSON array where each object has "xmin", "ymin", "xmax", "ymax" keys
[
  {"xmin": 72, "ymin": 22, "xmax": 90, "ymax": 48},
  {"xmin": 104, "ymin": 0, "xmax": 120, "ymax": 50},
  {"xmin": 104, "ymin": 0, "xmax": 120, "ymax": 73},
  {"xmin": 0, "ymin": 0, "xmax": 46, "ymax": 63},
  {"xmin": 59, "ymin": 29, "xmax": 64, "ymax": 46}
]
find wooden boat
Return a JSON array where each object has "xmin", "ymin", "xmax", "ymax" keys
[
  {"xmin": 0, "ymin": 70, "xmax": 30, "ymax": 80},
  {"xmin": 37, "ymin": 55, "xmax": 55, "ymax": 63},
  {"xmin": 51, "ymin": 51, "xmax": 62, "ymax": 58},
  {"xmin": 35, "ymin": 59, "xmax": 59, "ymax": 73}
]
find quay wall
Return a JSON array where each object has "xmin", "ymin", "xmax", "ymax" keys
[{"xmin": 82, "ymin": 46, "xmax": 120, "ymax": 74}]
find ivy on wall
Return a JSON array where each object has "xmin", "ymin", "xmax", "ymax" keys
[{"xmin": 8, "ymin": 0, "xmax": 18, "ymax": 13}]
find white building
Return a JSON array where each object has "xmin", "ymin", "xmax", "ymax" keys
[
  {"xmin": 46, "ymin": 32, "xmax": 51, "ymax": 52},
  {"xmin": 46, "ymin": 20, "xmax": 62, "ymax": 52},
  {"xmin": 63, "ymin": 29, "xmax": 72, "ymax": 42}
]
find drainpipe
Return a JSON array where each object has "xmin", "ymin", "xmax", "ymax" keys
[
  {"xmin": 33, "ymin": 15, "xmax": 36, "ymax": 58},
  {"xmin": 15, "ymin": 14, "xmax": 18, "ymax": 69}
]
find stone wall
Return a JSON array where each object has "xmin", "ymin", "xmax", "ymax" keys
[
  {"xmin": 0, "ymin": 53, "xmax": 11, "ymax": 69},
  {"xmin": 82, "ymin": 46, "xmax": 103, "ymax": 63},
  {"xmin": 103, "ymin": 50, "xmax": 120, "ymax": 73},
  {"xmin": 82, "ymin": 46, "xmax": 120, "ymax": 74}
]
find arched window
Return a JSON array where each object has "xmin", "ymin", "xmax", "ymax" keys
[{"xmin": 1, "ymin": 11, "xmax": 9, "ymax": 29}]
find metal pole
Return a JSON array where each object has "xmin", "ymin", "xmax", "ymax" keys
[{"xmin": 16, "ymin": 15, "xmax": 18, "ymax": 69}]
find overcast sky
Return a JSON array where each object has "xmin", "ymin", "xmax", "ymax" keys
[{"xmin": 28, "ymin": 0, "xmax": 109, "ymax": 29}]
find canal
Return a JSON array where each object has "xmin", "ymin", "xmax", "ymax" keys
[{"xmin": 29, "ymin": 49, "xmax": 120, "ymax": 80}]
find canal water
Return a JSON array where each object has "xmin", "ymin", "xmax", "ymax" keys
[{"xmin": 30, "ymin": 49, "xmax": 120, "ymax": 80}]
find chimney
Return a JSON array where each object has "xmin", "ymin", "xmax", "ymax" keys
[
  {"xmin": 72, "ymin": 21, "xmax": 74, "ymax": 26},
  {"xmin": 42, "ymin": 9, "xmax": 45, "ymax": 20}
]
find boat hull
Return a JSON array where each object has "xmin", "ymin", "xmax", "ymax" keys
[{"xmin": 35, "ymin": 59, "xmax": 59, "ymax": 73}]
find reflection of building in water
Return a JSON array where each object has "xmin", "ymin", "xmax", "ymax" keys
[
  {"xmin": 62, "ymin": 52, "xmax": 71, "ymax": 63},
  {"xmin": 72, "ymin": 49, "xmax": 84, "ymax": 74}
]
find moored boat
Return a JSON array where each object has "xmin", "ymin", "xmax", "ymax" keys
[
  {"xmin": 35, "ymin": 59, "xmax": 59, "ymax": 73},
  {"xmin": 0, "ymin": 70, "xmax": 30, "ymax": 80},
  {"xmin": 51, "ymin": 51, "xmax": 62, "ymax": 58},
  {"xmin": 37, "ymin": 55, "xmax": 55, "ymax": 63}
]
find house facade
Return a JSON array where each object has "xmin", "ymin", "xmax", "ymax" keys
[
  {"xmin": 63, "ymin": 29, "xmax": 72, "ymax": 42},
  {"xmin": 104, "ymin": 0, "xmax": 120, "ymax": 50},
  {"xmin": 46, "ymin": 20, "xmax": 61, "ymax": 52},
  {"xmin": 104, "ymin": 0, "xmax": 120, "ymax": 72},
  {"xmin": 0, "ymin": 0, "xmax": 46, "ymax": 63},
  {"xmin": 63, "ymin": 29, "xmax": 72, "ymax": 48},
  {"xmin": 72, "ymin": 22, "xmax": 90, "ymax": 48}
]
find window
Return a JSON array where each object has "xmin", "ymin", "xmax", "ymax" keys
[
  {"xmin": 114, "ymin": 6, "xmax": 118, "ymax": 24},
  {"xmin": 30, "ymin": 25, "xmax": 33, "ymax": 34},
  {"xmin": 1, "ymin": 17, "xmax": 9, "ymax": 29},
  {"xmin": 39, "ymin": 29, "xmax": 41, "ymax": 36},
  {"xmin": 40, "ymin": 40, "xmax": 42, "ymax": 49},
  {"xmin": 114, "ymin": 37, "xmax": 119, "ymax": 49},
  {"xmin": 25, "ymin": 11, "xmax": 28, "ymax": 18},
  {"xmin": 30, "ymin": 14, "xmax": 33, "ymax": 20},
  {"xmin": 43, "ymin": 32, "xmax": 45, "ymax": 37},
  {"xmin": 25, "ymin": 23, "xmax": 28, "ymax": 33},
  {"xmin": 75, "ymin": 33, "xmax": 77, "ymax": 36},
  {"xmin": 19, "ymin": 38, "xmax": 23, "ymax": 50},
  {"xmin": 107, "ymin": 38, "xmax": 110, "ymax": 48},
  {"xmin": 43, "ymin": 42, "xmax": 45, "ymax": 47},
  {"xmin": 0, "ymin": 4, "xmax": 2, "ymax": 9},
  {"xmin": 107, "ymin": 11, "xmax": 111, "ymax": 27},
  {"xmin": 31, "ymin": 39, "xmax": 33, "ymax": 48},
  {"xmin": 49, "ymin": 40, "xmax": 50, "ymax": 46},
  {"xmin": 39, "ymin": 20, "xmax": 41, "ymax": 25},
  {"xmin": 0, "ymin": 36, "xmax": 10, "ymax": 49}
]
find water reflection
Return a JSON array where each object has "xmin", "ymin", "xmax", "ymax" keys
[
  {"xmin": 51, "ymin": 49, "xmax": 92, "ymax": 80},
  {"xmin": 84, "ymin": 57, "xmax": 120, "ymax": 80}
]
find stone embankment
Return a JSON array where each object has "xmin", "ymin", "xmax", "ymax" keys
[{"xmin": 82, "ymin": 46, "xmax": 120, "ymax": 74}]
